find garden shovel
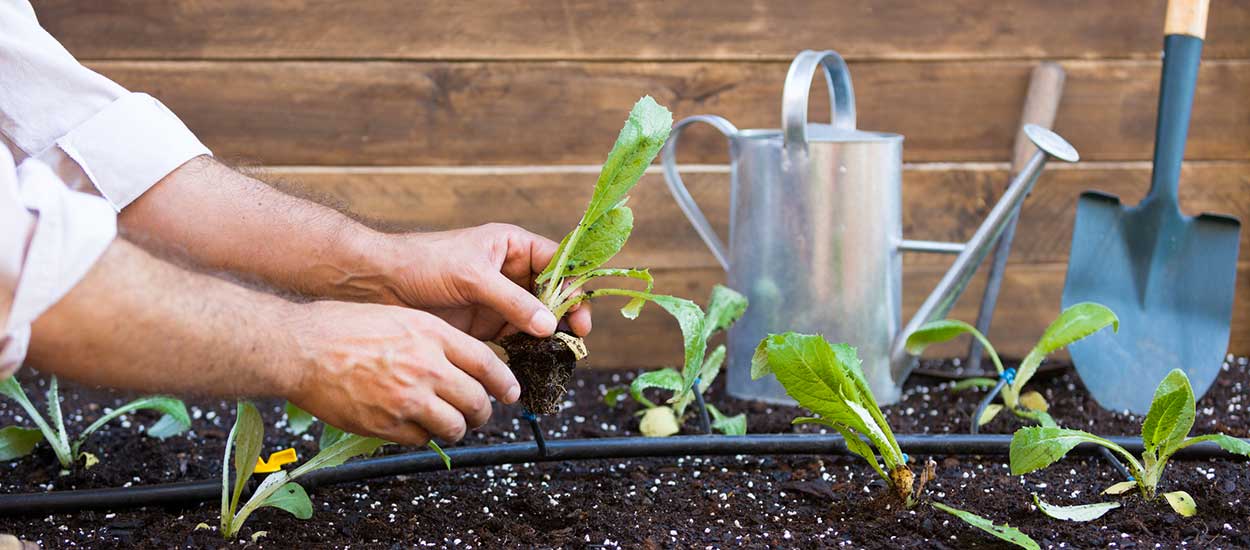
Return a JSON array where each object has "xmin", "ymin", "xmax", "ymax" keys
[{"xmin": 1063, "ymin": 0, "xmax": 1240, "ymax": 414}]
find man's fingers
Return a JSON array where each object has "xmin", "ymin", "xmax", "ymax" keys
[
  {"xmin": 438, "ymin": 322, "xmax": 521, "ymax": 404},
  {"xmin": 568, "ymin": 301, "xmax": 593, "ymax": 337},
  {"xmin": 434, "ymin": 362, "xmax": 494, "ymax": 428},
  {"xmin": 411, "ymin": 396, "xmax": 468, "ymax": 442},
  {"xmin": 473, "ymin": 272, "xmax": 557, "ymax": 338},
  {"xmin": 379, "ymin": 420, "xmax": 432, "ymax": 447}
]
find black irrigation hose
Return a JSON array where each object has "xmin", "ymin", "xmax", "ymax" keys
[{"xmin": 1, "ymin": 433, "xmax": 1243, "ymax": 515}]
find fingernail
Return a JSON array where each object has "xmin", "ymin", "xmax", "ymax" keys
[
  {"xmin": 530, "ymin": 309, "xmax": 557, "ymax": 336},
  {"xmin": 505, "ymin": 384, "xmax": 521, "ymax": 404}
]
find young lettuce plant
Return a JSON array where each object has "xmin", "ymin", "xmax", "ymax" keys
[
  {"xmin": 218, "ymin": 402, "xmax": 449, "ymax": 539},
  {"xmin": 905, "ymin": 302, "xmax": 1118, "ymax": 427},
  {"xmin": 0, "ymin": 374, "xmax": 189, "ymax": 469},
  {"xmin": 1010, "ymin": 368, "xmax": 1250, "ymax": 517},
  {"xmin": 752, "ymin": 333, "xmax": 928, "ymax": 504},
  {"xmin": 282, "ymin": 401, "xmax": 450, "ymax": 466},
  {"xmin": 501, "ymin": 96, "xmax": 708, "ymax": 415},
  {"xmin": 605, "ymin": 285, "xmax": 748, "ymax": 437}
]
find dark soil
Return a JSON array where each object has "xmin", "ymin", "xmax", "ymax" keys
[
  {"xmin": 1, "ymin": 354, "xmax": 1247, "ymax": 549},
  {"xmin": 499, "ymin": 332, "xmax": 579, "ymax": 414}
]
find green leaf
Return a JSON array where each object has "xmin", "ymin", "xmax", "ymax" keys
[
  {"xmin": 630, "ymin": 369, "xmax": 683, "ymax": 409},
  {"xmin": 977, "ymin": 404, "xmax": 1004, "ymax": 426},
  {"xmin": 1163, "ymin": 491, "xmax": 1197, "ymax": 517},
  {"xmin": 0, "ymin": 426, "xmax": 44, "ymax": 461},
  {"xmin": 290, "ymin": 434, "xmax": 387, "ymax": 477},
  {"xmin": 951, "ymin": 377, "xmax": 997, "ymax": 391},
  {"xmin": 582, "ymin": 96, "xmax": 673, "ymax": 227},
  {"xmin": 800, "ymin": 419, "xmax": 887, "ymax": 483},
  {"xmin": 45, "ymin": 377, "xmax": 68, "ymax": 452},
  {"xmin": 260, "ymin": 482, "xmax": 313, "ymax": 520},
  {"xmin": 673, "ymin": 345, "xmax": 728, "ymax": 414},
  {"xmin": 701, "ymin": 285, "xmax": 747, "ymax": 341},
  {"xmin": 1016, "ymin": 303, "xmax": 1118, "ymax": 394},
  {"xmin": 1101, "ymin": 481, "xmax": 1137, "ymax": 495},
  {"xmin": 1009, "ymin": 427, "xmax": 1135, "ymax": 475},
  {"xmin": 543, "ymin": 206, "xmax": 634, "ymax": 283},
  {"xmin": 319, "ymin": 424, "xmax": 348, "ymax": 450},
  {"xmin": 752, "ymin": 333, "xmax": 903, "ymax": 469},
  {"xmin": 603, "ymin": 386, "xmax": 629, "ymax": 407},
  {"xmin": 931, "ymin": 501, "xmax": 1040, "ymax": 550},
  {"xmin": 75, "ymin": 396, "xmax": 190, "ymax": 453},
  {"xmin": 224, "ymin": 401, "xmax": 264, "ymax": 532},
  {"xmin": 0, "ymin": 375, "xmax": 23, "ymax": 402},
  {"xmin": 904, "ymin": 319, "xmax": 1004, "ymax": 374},
  {"xmin": 1032, "ymin": 493, "xmax": 1120, "ymax": 521},
  {"xmin": 285, "ymin": 402, "xmax": 316, "ymax": 436},
  {"xmin": 1141, "ymin": 369, "xmax": 1195, "ymax": 456},
  {"xmin": 706, "ymin": 404, "xmax": 746, "ymax": 436},
  {"xmin": 592, "ymin": 290, "xmax": 705, "ymax": 393},
  {"xmin": 1179, "ymin": 433, "xmax": 1250, "ymax": 457},
  {"xmin": 427, "ymin": 441, "xmax": 451, "ymax": 470}
]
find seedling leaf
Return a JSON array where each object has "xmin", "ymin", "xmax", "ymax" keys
[
  {"xmin": 1015, "ymin": 303, "xmax": 1117, "ymax": 396},
  {"xmin": 542, "ymin": 206, "xmax": 634, "ymax": 283},
  {"xmin": 1141, "ymin": 369, "xmax": 1194, "ymax": 455},
  {"xmin": 1010, "ymin": 427, "xmax": 1135, "ymax": 475},
  {"xmin": 581, "ymin": 96, "xmax": 672, "ymax": 226},
  {"xmin": 904, "ymin": 319, "xmax": 1004, "ymax": 374},
  {"xmin": 951, "ymin": 377, "xmax": 997, "ymax": 391},
  {"xmin": 0, "ymin": 426, "xmax": 43, "ymax": 461},
  {"xmin": 931, "ymin": 501, "xmax": 1040, "ymax": 550},
  {"xmin": 978, "ymin": 404, "xmax": 1004, "ymax": 426},
  {"xmin": 260, "ymin": 483, "xmax": 314, "ymax": 520},
  {"xmin": 707, "ymin": 404, "xmax": 746, "ymax": 436},
  {"xmin": 630, "ymin": 369, "xmax": 683, "ymax": 409},
  {"xmin": 1163, "ymin": 491, "xmax": 1197, "ymax": 517},
  {"xmin": 291, "ymin": 434, "xmax": 387, "ymax": 477},
  {"xmin": 1102, "ymin": 481, "xmax": 1137, "ymax": 495},
  {"xmin": 1179, "ymin": 433, "xmax": 1250, "ymax": 457},
  {"xmin": 428, "ymin": 441, "xmax": 451, "ymax": 470},
  {"xmin": 701, "ymin": 285, "xmax": 748, "ymax": 341},
  {"xmin": 75, "ymin": 396, "xmax": 190, "ymax": 453},
  {"xmin": 285, "ymin": 402, "xmax": 316, "ymax": 435},
  {"xmin": 603, "ymin": 387, "xmax": 629, "ymax": 407},
  {"xmin": 319, "ymin": 424, "xmax": 348, "ymax": 450},
  {"xmin": 1019, "ymin": 391, "xmax": 1049, "ymax": 413},
  {"xmin": 228, "ymin": 402, "xmax": 264, "ymax": 524},
  {"xmin": 1032, "ymin": 493, "xmax": 1120, "ymax": 521}
]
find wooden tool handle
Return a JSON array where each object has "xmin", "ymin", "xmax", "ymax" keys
[
  {"xmin": 1011, "ymin": 62, "xmax": 1067, "ymax": 170},
  {"xmin": 1166, "ymin": 0, "xmax": 1209, "ymax": 39}
]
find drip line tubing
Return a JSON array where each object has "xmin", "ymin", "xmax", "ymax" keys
[{"xmin": 0, "ymin": 433, "xmax": 1243, "ymax": 515}]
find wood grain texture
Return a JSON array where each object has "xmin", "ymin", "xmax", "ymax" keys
[
  {"xmin": 38, "ymin": 1, "xmax": 1250, "ymax": 61},
  {"xmin": 87, "ymin": 60, "xmax": 1250, "ymax": 166},
  {"xmin": 261, "ymin": 163, "xmax": 1250, "ymax": 270},
  {"xmin": 566, "ymin": 263, "xmax": 1250, "ymax": 369}
]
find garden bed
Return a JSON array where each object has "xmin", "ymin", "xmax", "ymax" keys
[{"xmin": 0, "ymin": 355, "xmax": 1246, "ymax": 549}]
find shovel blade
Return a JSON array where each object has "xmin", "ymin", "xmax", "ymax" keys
[{"xmin": 1062, "ymin": 191, "xmax": 1240, "ymax": 414}]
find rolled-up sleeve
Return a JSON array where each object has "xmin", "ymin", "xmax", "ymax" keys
[
  {"xmin": 0, "ymin": 0, "xmax": 211, "ymax": 211},
  {"xmin": 0, "ymin": 146, "xmax": 116, "ymax": 379}
]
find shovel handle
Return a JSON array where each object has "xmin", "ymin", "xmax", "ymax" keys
[
  {"xmin": 1011, "ymin": 63, "xmax": 1066, "ymax": 170},
  {"xmin": 1166, "ymin": 0, "xmax": 1209, "ymax": 39}
]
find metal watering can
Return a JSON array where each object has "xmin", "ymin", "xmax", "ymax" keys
[{"xmin": 662, "ymin": 50, "xmax": 1079, "ymax": 404}]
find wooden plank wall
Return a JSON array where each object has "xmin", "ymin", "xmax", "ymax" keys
[{"xmin": 35, "ymin": 1, "xmax": 1250, "ymax": 367}]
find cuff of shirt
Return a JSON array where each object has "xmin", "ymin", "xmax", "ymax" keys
[
  {"xmin": 1, "ymin": 160, "xmax": 117, "ymax": 379},
  {"xmin": 55, "ymin": 92, "xmax": 212, "ymax": 211}
]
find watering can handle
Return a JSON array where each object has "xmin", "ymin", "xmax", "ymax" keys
[
  {"xmin": 782, "ymin": 50, "xmax": 857, "ymax": 152},
  {"xmin": 661, "ymin": 114, "xmax": 739, "ymax": 271}
]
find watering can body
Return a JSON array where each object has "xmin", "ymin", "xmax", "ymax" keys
[
  {"xmin": 663, "ymin": 50, "xmax": 906, "ymax": 403},
  {"xmin": 663, "ymin": 50, "xmax": 1079, "ymax": 405}
]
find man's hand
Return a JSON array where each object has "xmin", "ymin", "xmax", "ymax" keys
[
  {"xmin": 373, "ymin": 223, "xmax": 593, "ymax": 342},
  {"xmin": 286, "ymin": 301, "xmax": 521, "ymax": 445}
]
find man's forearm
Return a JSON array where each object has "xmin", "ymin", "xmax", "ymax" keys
[
  {"xmin": 27, "ymin": 238, "xmax": 302, "ymax": 398},
  {"xmin": 120, "ymin": 156, "xmax": 394, "ymax": 302}
]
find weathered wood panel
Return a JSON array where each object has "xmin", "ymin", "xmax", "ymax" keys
[
  {"xmin": 262, "ymin": 163, "xmax": 1250, "ymax": 270},
  {"xmin": 574, "ymin": 263, "xmax": 1250, "ymax": 368},
  {"xmin": 89, "ymin": 60, "xmax": 1250, "ymax": 166},
  {"xmin": 39, "ymin": 1, "xmax": 1250, "ymax": 61}
]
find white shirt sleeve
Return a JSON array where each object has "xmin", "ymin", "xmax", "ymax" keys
[
  {"xmin": 0, "ymin": 0, "xmax": 212, "ymax": 210},
  {"xmin": 0, "ymin": 0, "xmax": 210, "ymax": 377}
]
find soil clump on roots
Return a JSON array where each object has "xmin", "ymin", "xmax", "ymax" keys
[{"xmin": 499, "ymin": 332, "xmax": 579, "ymax": 414}]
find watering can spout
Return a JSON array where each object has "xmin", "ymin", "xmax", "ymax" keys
[{"xmin": 888, "ymin": 125, "xmax": 1080, "ymax": 387}]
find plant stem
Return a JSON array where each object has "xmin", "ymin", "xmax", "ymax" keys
[
  {"xmin": 540, "ymin": 222, "xmax": 589, "ymax": 308},
  {"xmin": 4, "ymin": 379, "xmax": 72, "ymax": 467}
]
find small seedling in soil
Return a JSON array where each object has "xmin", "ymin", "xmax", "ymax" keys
[
  {"xmin": 751, "ymin": 333, "xmax": 931, "ymax": 504},
  {"xmin": 604, "ymin": 285, "xmax": 748, "ymax": 437},
  {"xmin": 0, "ymin": 374, "xmax": 189, "ymax": 469},
  {"xmin": 1011, "ymin": 368, "xmax": 1250, "ymax": 517},
  {"xmin": 905, "ymin": 302, "xmax": 1118, "ymax": 427},
  {"xmin": 501, "ymin": 96, "xmax": 707, "ymax": 415},
  {"xmin": 931, "ymin": 501, "xmax": 1040, "ymax": 550},
  {"xmin": 219, "ymin": 402, "xmax": 451, "ymax": 539}
]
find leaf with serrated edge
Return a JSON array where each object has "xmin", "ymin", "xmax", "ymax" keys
[
  {"xmin": 284, "ymin": 402, "xmax": 316, "ymax": 435},
  {"xmin": 905, "ymin": 319, "xmax": 1004, "ymax": 374},
  {"xmin": 630, "ymin": 369, "xmax": 683, "ymax": 409},
  {"xmin": 1015, "ymin": 303, "xmax": 1118, "ymax": 393},
  {"xmin": 1142, "ymin": 369, "xmax": 1195, "ymax": 455},
  {"xmin": 76, "ymin": 396, "xmax": 190, "ymax": 452},
  {"xmin": 1010, "ymin": 427, "xmax": 1132, "ymax": 475},
  {"xmin": 795, "ymin": 417, "xmax": 886, "ymax": 482},
  {"xmin": 1179, "ymin": 433, "xmax": 1250, "ymax": 457},
  {"xmin": 1102, "ymin": 481, "xmax": 1137, "ymax": 495},
  {"xmin": 1032, "ymin": 493, "xmax": 1120, "ymax": 521},
  {"xmin": 1164, "ymin": 491, "xmax": 1197, "ymax": 517},
  {"xmin": 701, "ymin": 285, "xmax": 748, "ymax": 340},
  {"xmin": 931, "ymin": 502, "xmax": 1040, "ymax": 550},
  {"xmin": 260, "ymin": 482, "xmax": 313, "ymax": 520},
  {"xmin": 706, "ymin": 404, "xmax": 746, "ymax": 436},
  {"xmin": 978, "ymin": 404, "xmax": 1004, "ymax": 426},
  {"xmin": 0, "ymin": 426, "xmax": 43, "ymax": 461}
]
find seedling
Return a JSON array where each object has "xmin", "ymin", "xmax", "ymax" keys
[
  {"xmin": 501, "ymin": 96, "xmax": 709, "ymax": 415},
  {"xmin": 219, "ymin": 402, "xmax": 449, "ymax": 539},
  {"xmin": 604, "ymin": 285, "xmax": 748, "ymax": 437},
  {"xmin": 905, "ymin": 302, "xmax": 1119, "ymax": 427},
  {"xmin": 1010, "ymin": 369, "xmax": 1250, "ymax": 516},
  {"xmin": 931, "ymin": 502, "xmax": 1039, "ymax": 550},
  {"xmin": 0, "ymin": 374, "xmax": 189, "ymax": 469},
  {"xmin": 751, "ymin": 333, "xmax": 928, "ymax": 504}
]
